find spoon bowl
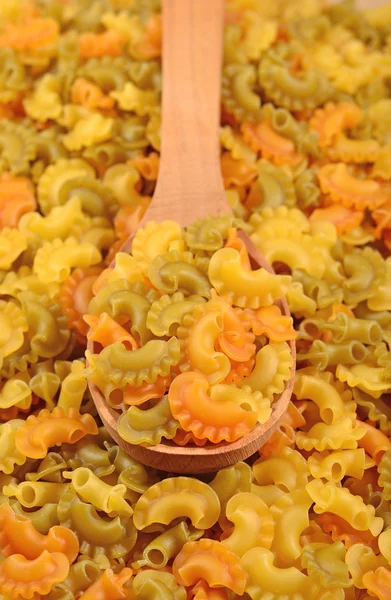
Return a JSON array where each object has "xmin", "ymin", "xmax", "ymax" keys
[{"xmin": 87, "ymin": 0, "xmax": 296, "ymax": 473}]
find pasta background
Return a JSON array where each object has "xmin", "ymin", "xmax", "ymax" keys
[{"xmin": 1, "ymin": 0, "xmax": 391, "ymax": 599}]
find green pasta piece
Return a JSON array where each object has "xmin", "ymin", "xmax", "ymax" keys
[
  {"xmin": 222, "ymin": 64, "xmax": 262, "ymax": 122},
  {"xmin": 117, "ymin": 395, "xmax": 179, "ymax": 445},
  {"xmin": 0, "ymin": 120, "xmax": 37, "ymax": 175}
]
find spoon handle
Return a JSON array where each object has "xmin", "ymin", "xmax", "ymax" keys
[{"xmin": 154, "ymin": 0, "xmax": 226, "ymax": 212}]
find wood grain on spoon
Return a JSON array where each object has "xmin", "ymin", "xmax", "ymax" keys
[{"xmin": 88, "ymin": 0, "xmax": 296, "ymax": 473}]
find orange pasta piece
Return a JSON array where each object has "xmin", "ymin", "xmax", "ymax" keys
[
  {"xmin": 172, "ymin": 428, "xmax": 208, "ymax": 447},
  {"xmin": 191, "ymin": 581, "xmax": 230, "ymax": 600},
  {"xmin": 221, "ymin": 151, "xmax": 257, "ymax": 187},
  {"xmin": 372, "ymin": 199, "xmax": 391, "ymax": 239},
  {"xmin": 172, "ymin": 540, "xmax": 247, "ymax": 595},
  {"xmin": 328, "ymin": 303, "xmax": 355, "ymax": 321},
  {"xmin": 136, "ymin": 14, "xmax": 162, "ymax": 59},
  {"xmin": 0, "ymin": 97, "xmax": 25, "ymax": 120},
  {"xmin": 357, "ymin": 421, "xmax": 391, "ymax": 464},
  {"xmin": 259, "ymin": 422, "xmax": 296, "ymax": 456},
  {"xmin": 362, "ymin": 567, "xmax": 391, "ymax": 600},
  {"xmin": 223, "ymin": 356, "xmax": 255, "ymax": 385},
  {"xmin": 0, "ymin": 504, "xmax": 79, "ymax": 563},
  {"xmin": 309, "ymin": 102, "xmax": 363, "ymax": 147},
  {"xmin": 317, "ymin": 163, "xmax": 390, "ymax": 210},
  {"xmin": 300, "ymin": 520, "xmax": 333, "ymax": 546},
  {"xmin": 0, "ymin": 551, "xmax": 69, "ymax": 599},
  {"xmin": 309, "ymin": 204, "xmax": 364, "ymax": 235},
  {"xmin": 131, "ymin": 153, "xmax": 160, "ymax": 181},
  {"xmin": 317, "ymin": 513, "xmax": 378, "ymax": 552},
  {"xmin": 123, "ymin": 374, "xmax": 171, "ymax": 407},
  {"xmin": 15, "ymin": 406, "xmax": 98, "ymax": 459},
  {"xmin": 168, "ymin": 371, "xmax": 257, "ymax": 443},
  {"xmin": 217, "ymin": 311, "xmax": 255, "ymax": 363},
  {"xmin": 246, "ymin": 305, "xmax": 297, "ymax": 342},
  {"xmin": 85, "ymin": 312, "xmax": 139, "ymax": 351},
  {"xmin": 114, "ymin": 203, "xmax": 149, "ymax": 238},
  {"xmin": 0, "ymin": 173, "xmax": 37, "ymax": 228},
  {"xmin": 241, "ymin": 121, "xmax": 305, "ymax": 166},
  {"xmin": 71, "ymin": 78, "xmax": 114, "ymax": 110},
  {"xmin": 78, "ymin": 30, "xmax": 126, "ymax": 59},
  {"xmin": 224, "ymin": 228, "xmax": 251, "ymax": 270},
  {"xmin": 77, "ymin": 568, "xmax": 132, "ymax": 600},
  {"xmin": 59, "ymin": 266, "xmax": 102, "ymax": 343},
  {"xmin": 0, "ymin": 17, "xmax": 58, "ymax": 50}
]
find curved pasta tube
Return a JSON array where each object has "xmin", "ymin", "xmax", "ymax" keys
[
  {"xmin": 85, "ymin": 313, "xmax": 138, "ymax": 352},
  {"xmin": 3, "ymin": 482, "xmax": 69, "ymax": 508},
  {"xmin": 0, "ymin": 503, "xmax": 79, "ymax": 563},
  {"xmin": 221, "ymin": 64, "xmax": 261, "ymax": 123},
  {"xmin": 57, "ymin": 362, "xmax": 88, "ymax": 412},
  {"xmin": 241, "ymin": 547, "xmax": 314, "ymax": 599},
  {"xmin": 346, "ymin": 543, "xmax": 388, "ymax": 589},
  {"xmin": 318, "ymin": 163, "xmax": 389, "ymax": 210},
  {"xmin": 322, "ymin": 312, "xmax": 382, "ymax": 345},
  {"xmin": 88, "ymin": 280, "xmax": 157, "ymax": 345},
  {"xmin": 0, "ymin": 551, "xmax": 70, "ymax": 599},
  {"xmin": 294, "ymin": 373, "xmax": 346, "ymax": 425},
  {"xmin": 247, "ymin": 305, "xmax": 296, "ymax": 342},
  {"xmin": 173, "ymin": 539, "xmax": 247, "ymax": 595},
  {"xmin": 133, "ymin": 477, "xmax": 220, "ymax": 530},
  {"xmin": 0, "ymin": 228, "xmax": 27, "ymax": 269},
  {"xmin": 33, "ymin": 237, "xmax": 101, "ymax": 284},
  {"xmin": 132, "ymin": 220, "xmax": 185, "ymax": 274},
  {"xmin": 222, "ymin": 492, "xmax": 274, "ymax": 556},
  {"xmin": 298, "ymin": 339, "xmax": 368, "ymax": 371},
  {"xmin": 253, "ymin": 447, "xmax": 309, "ymax": 492},
  {"xmin": 362, "ymin": 567, "xmax": 391, "ymax": 600},
  {"xmin": 15, "ymin": 407, "xmax": 98, "ymax": 459},
  {"xmin": 12, "ymin": 504, "xmax": 59, "ymax": 536},
  {"xmin": 117, "ymin": 394, "xmax": 179, "ymax": 445},
  {"xmin": 208, "ymin": 247, "xmax": 290, "ymax": 308},
  {"xmin": 57, "ymin": 488, "xmax": 137, "ymax": 561},
  {"xmin": 357, "ymin": 421, "xmax": 391, "ymax": 464},
  {"xmin": 271, "ymin": 489, "xmax": 313, "ymax": 565},
  {"xmin": 0, "ymin": 120, "xmax": 37, "ymax": 176},
  {"xmin": 306, "ymin": 479, "xmax": 383, "ymax": 536},
  {"xmin": 0, "ymin": 301, "xmax": 28, "ymax": 362},
  {"xmin": 259, "ymin": 47, "xmax": 333, "ymax": 111},
  {"xmin": 0, "ymin": 419, "xmax": 26, "ymax": 475},
  {"xmin": 148, "ymin": 250, "xmax": 211, "ymax": 298},
  {"xmin": 308, "ymin": 449, "xmax": 368, "ymax": 483},
  {"xmin": 186, "ymin": 214, "xmax": 233, "ymax": 252},
  {"xmin": 132, "ymin": 521, "xmax": 204, "ymax": 570},
  {"xmin": 133, "ymin": 570, "xmax": 186, "ymax": 600},
  {"xmin": 301, "ymin": 541, "xmax": 351, "ymax": 589},
  {"xmin": 209, "ymin": 462, "xmax": 252, "ymax": 527},
  {"xmin": 309, "ymin": 102, "xmax": 363, "ymax": 147},
  {"xmin": 178, "ymin": 307, "xmax": 231, "ymax": 384},
  {"xmin": 242, "ymin": 121, "xmax": 304, "ymax": 167},
  {"xmin": 63, "ymin": 468, "xmax": 132, "ymax": 517},
  {"xmin": 238, "ymin": 341, "xmax": 293, "ymax": 399},
  {"xmin": 78, "ymin": 568, "xmax": 132, "ymax": 600},
  {"xmin": 90, "ymin": 338, "xmax": 180, "ymax": 388},
  {"xmin": 336, "ymin": 364, "xmax": 391, "ymax": 399},
  {"xmin": 296, "ymin": 416, "xmax": 366, "ymax": 452},
  {"xmin": 168, "ymin": 371, "xmax": 258, "ymax": 443},
  {"xmin": 147, "ymin": 293, "xmax": 205, "ymax": 337}
]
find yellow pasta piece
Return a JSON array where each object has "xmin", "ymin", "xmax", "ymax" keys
[
  {"xmin": 110, "ymin": 82, "xmax": 159, "ymax": 116},
  {"xmin": 0, "ymin": 419, "xmax": 26, "ymax": 475},
  {"xmin": 23, "ymin": 74, "xmax": 62, "ymax": 122},
  {"xmin": 62, "ymin": 114, "xmax": 114, "ymax": 151},
  {"xmin": 308, "ymin": 449, "xmax": 370, "ymax": 483},
  {"xmin": 0, "ymin": 228, "xmax": 27, "ymax": 269},
  {"xmin": 133, "ymin": 477, "xmax": 220, "ymax": 530},
  {"xmin": 33, "ymin": 237, "xmax": 101, "ymax": 284},
  {"xmin": 241, "ymin": 547, "xmax": 317, "ymax": 599},
  {"xmin": 64, "ymin": 467, "xmax": 133, "ymax": 517},
  {"xmin": 271, "ymin": 489, "xmax": 313, "ymax": 565},
  {"xmin": 253, "ymin": 447, "xmax": 309, "ymax": 492},
  {"xmin": 209, "ymin": 247, "xmax": 290, "ymax": 308},
  {"xmin": 306, "ymin": 479, "xmax": 383, "ymax": 536},
  {"xmin": 222, "ymin": 492, "xmax": 274, "ymax": 556}
]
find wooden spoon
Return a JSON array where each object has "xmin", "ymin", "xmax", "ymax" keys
[{"xmin": 87, "ymin": 0, "xmax": 295, "ymax": 474}]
